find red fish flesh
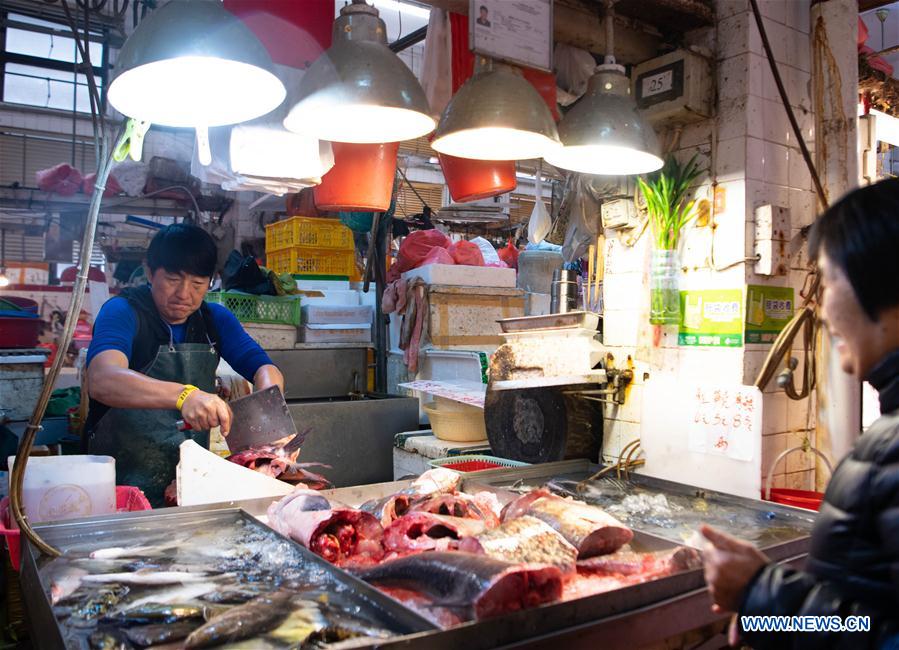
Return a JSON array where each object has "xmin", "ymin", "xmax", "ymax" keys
[
  {"xmin": 576, "ymin": 546, "xmax": 701, "ymax": 576},
  {"xmin": 502, "ymin": 489, "xmax": 633, "ymax": 558},
  {"xmin": 267, "ymin": 490, "xmax": 384, "ymax": 564},
  {"xmin": 468, "ymin": 515, "xmax": 578, "ymax": 572},
  {"xmin": 226, "ymin": 431, "xmax": 332, "ymax": 489},
  {"xmin": 357, "ymin": 551, "xmax": 562, "ymax": 621},
  {"xmin": 384, "ymin": 512, "xmax": 486, "ymax": 553}
]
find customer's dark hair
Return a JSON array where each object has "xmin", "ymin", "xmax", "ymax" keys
[
  {"xmin": 146, "ymin": 223, "xmax": 217, "ymax": 278},
  {"xmin": 809, "ymin": 177, "xmax": 899, "ymax": 320}
]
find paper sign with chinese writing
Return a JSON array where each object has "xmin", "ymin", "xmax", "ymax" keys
[
  {"xmin": 469, "ymin": 0, "xmax": 553, "ymax": 72},
  {"xmin": 678, "ymin": 289, "xmax": 743, "ymax": 347},
  {"xmin": 397, "ymin": 380, "xmax": 486, "ymax": 409},
  {"xmin": 687, "ymin": 385, "xmax": 761, "ymax": 461},
  {"xmin": 745, "ymin": 285, "xmax": 794, "ymax": 344},
  {"xmin": 641, "ymin": 379, "xmax": 762, "ymax": 498}
]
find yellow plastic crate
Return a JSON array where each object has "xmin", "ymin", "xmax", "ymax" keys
[
  {"xmin": 265, "ymin": 216, "xmax": 354, "ymax": 253},
  {"xmin": 267, "ymin": 246, "xmax": 357, "ymax": 277}
]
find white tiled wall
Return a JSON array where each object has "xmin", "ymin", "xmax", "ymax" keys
[{"xmin": 601, "ymin": 0, "xmax": 820, "ymax": 492}]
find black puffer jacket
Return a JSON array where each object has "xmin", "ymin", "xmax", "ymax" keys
[{"xmin": 741, "ymin": 351, "xmax": 899, "ymax": 649}]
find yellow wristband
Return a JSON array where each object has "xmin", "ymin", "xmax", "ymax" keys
[{"xmin": 176, "ymin": 385, "xmax": 199, "ymax": 411}]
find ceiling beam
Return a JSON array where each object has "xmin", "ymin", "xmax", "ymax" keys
[
  {"xmin": 859, "ymin": 0, "xmax": 896, "ymax": 12},
  {"xmin": 414, "ymin": 0, "xmax": 661, "ymax": 65}
]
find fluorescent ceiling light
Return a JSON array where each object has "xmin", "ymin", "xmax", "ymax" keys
[
  {"xmin": 432, "ymin": 59, "xmax": 560, "ymax": 161},
  {"xmin": 108, "ymin": 0, "xmax": 284, "ymax": 128},
  {"xmin": 285, "ymin": 0, "xmax": 434, "ymax": 143}
]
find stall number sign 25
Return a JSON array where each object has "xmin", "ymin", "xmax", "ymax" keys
[
  {"xmin": 642, "ymin": 70, "xmax": 674, "ymax": 98},
  {"xmin": 687, "ymin": 385, "xmax": 761, "ymax": 462}
]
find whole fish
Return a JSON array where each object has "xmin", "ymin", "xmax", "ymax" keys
[
  {"xmin": 469, "ymin": 516, "xmax": 578, "ymax": 572},
  {"xmin": 357, "ymin": 551, "xmax": 562, "ymax": 621},
  {"xmin": 576, "ymin": 545, "xmax": 702, "ymax": 576},
  {"xmin": 200, "ymin": 584, "xmax": 268, "ymax": 605},
  {"xmin": 107, "ymin": 603, "xmax": 204, "ymax": 624},
  {"xmin": 184, "ymin": 589, "xmax": 294, "ymax": 648},
  {"xmin": 82, "ymin": 569, "xmax": 214, "ymax": 586},
  {"xmin": 48, "ymin": 564, "xmax": 88, "ymax": 604},
  {"xmin": 383, "ymin": 512, "xmax": 486, "ymax": 553},
  {"xmin": 124, "ymin": 621, "xmax": 199, "ymax": 646},
  {"xmin": 502, "ymin": 488, "xmax": 633, "ymax": 558},
  {"xmin": 114, "ymin": 582, "xmax": 219, "ymax": 612},
  {"xmin": 89, "ymin": 630, "xmax": 133, "ymax": 650}
]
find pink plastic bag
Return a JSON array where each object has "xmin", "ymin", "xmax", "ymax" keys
[
  {"xmin": 36, "ymin": 163, "xmax": 82, "ymax": 196},
  {"xmin": 82, "ymin": 172, "xmax": 124, "ymax": 198},
  {"xmin": 497, "ymin": 238, "xmax": 520, "ymax": 270},
  {"xmin": 395, "ymin": 230, "xmax": 452, "ymax": 273},
  {"xmin": 447, "ymin": 240, "xmax": 485, "ymax": 266},
  {"xmin": 422, "ymin": 247, "xmax": 455, "ymax": 266}
]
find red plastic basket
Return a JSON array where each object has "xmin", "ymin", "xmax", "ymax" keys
[
  {"xmin": 439, "ymin": 460, "xmax": 504, "ymax": 472},
  {"xmin": 0, "ymin": 486, "xmax": 152, "ymax": 571},
  {"xmin": 429, "ymin": 454, "xmax": 529, "ymax": 473},
  {"xmin": 762, "ymin": 488, "xmax": 824, "ymax": 511}
]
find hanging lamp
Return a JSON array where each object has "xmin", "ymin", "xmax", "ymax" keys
[
  {"xmin": 284, "ymin": 0, "xmax": 434, "ymax": 143},
  {"xmin": 432, "ymin": 56, "xmax": 560, "ymax": 161},
  {"xmin": 107, "ymin": 0, "xmax": 286, "ymax": 163},
  {"xmin": 545, "ymin": 0, "xmax": 662, "ymax": 175}
]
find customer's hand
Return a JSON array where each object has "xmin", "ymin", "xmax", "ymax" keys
[
  {"xmin": 701, "ymin": 524, "xmax": 769, "ymax": 614},
  {"xmin": 180, "ymin": 389, "xmax": 233, "ymax": 435}
]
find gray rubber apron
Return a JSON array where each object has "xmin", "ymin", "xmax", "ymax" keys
[{"xmin": 88, "ymin": 341, "xmax": 218, "ymax": 508}]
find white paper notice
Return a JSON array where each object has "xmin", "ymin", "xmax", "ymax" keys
[
  {"xmin": 687, "ymin": 385, "xmax": 761, "ymax": 462},
  {"xmin": 88, "ymin": 281, "xmax": 110, "ymax": 320},
  {"xmin": 470, "ymin": 0, "xmax": 553, "ymax": 72}
]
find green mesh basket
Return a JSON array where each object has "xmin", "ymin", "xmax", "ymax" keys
[{"xmin": 206, "ymin": 292, "xmax": 301, "ymax": 326}]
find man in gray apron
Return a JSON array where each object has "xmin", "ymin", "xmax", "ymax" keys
[{"xmin": 85, "ymin": 224, "xmax": 283, "ymax": 507}]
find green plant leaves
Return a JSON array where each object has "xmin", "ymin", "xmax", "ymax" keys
[{"xmin": 638, "ymin": 153, "xmax": 704, "ymax": 250}]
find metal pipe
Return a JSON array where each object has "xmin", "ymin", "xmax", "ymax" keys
[{"xmin": 389, "ymin": 25, "xmax": 427, "ymax": 53}]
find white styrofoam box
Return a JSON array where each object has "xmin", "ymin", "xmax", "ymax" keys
[
  {"xmin": 295, "ymin": 279, "xmax": 351, "ymax": 291},
  {"xmin": 418, "ymin": 349, "xmax": 489, "ymax": 384},
  {"xmin": 302, "ymin": 304, "xmax": 373, "ymax": 325},
  {"xmin": 394, "ymin": 447, "xmax": 433, "ymax": 480},
  {"xmin": 525, "ymin": 292, "xmax": 551, "ymax": 316},
  {"xmin": 299, "ymin": 323, "xmax": 371, "ymax": 343},
  {"xmin": 402, "ymin": 263, "xmax": 517, "ymax": 288},
  {"xmin": 0, "ymin": 353, "xmax": 47, "ymax": 421},
  {"xmin": 299, "ymin": 289, "xmax": 360, "ymax": 306},
  {"xmin": 243, "ymin": 323, "xmax": 298, "ymax": 350}
]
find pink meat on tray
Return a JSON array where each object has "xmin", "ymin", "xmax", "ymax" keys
[
  {"xmin": 501, "ymin": 488, "xmax": 633, "ymax": 558},
  {"xmin": 267, "ymin": 489, "xmax": 384, "ymax": 564},
  {"xmin": 384, "ymin": 512, "xmax": 487, "ymax": 553}
]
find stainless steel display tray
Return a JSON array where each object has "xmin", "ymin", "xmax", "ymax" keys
[
  {"xmin": 19, "ymin": 506, "xmax": 436, "ymax": 650},
  {"xmin": 463, "ymin": 459, "xmax": 815, "ymax": 562},
  {"xmin": 497, "ymin": 311, "xmax": 599, "ymax": 333}
]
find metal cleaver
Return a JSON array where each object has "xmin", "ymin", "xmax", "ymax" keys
[{"xmin": 226, "ymin": 386, "xmax": 299, "ymax": 453}]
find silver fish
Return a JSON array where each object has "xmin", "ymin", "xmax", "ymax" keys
[
  {"xmin": 48, "ymin": 564, "xmax": 88, "ymax": 605},
  {"xmin": 114, "ymin": 582, "xmax": 220, "ymax": 612},
  {"xmin": 82, "ymin": 569, "xmax": 214, "ymax": 586}
]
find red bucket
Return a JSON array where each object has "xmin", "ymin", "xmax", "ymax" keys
[
  {"xmin": 763, "ymin": 488, "xmax": 824, "ymax": 511},
  {"xmin": 314, "ymin": 142, "xmax": 399, "ymax": 212},
  {"xmin": 0, "ymin": 486, "xmax": 152, "ymax": 571},
  {"xmin": 437, "ymin": 153, "xmax": 517, "ymax": 203}
]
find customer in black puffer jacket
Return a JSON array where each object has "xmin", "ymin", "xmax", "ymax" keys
[{"xmin": 701, "ymin": 178, "xmax": 899, "ymax": 649}]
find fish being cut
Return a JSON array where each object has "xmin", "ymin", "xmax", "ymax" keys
[
  {"xmin": 502, "ymin": 489, "xmax": 633, "ymax": 558},
  {"xmin": 469, "ymin": 516, "xmax": 578, "ymax": 572},
  {"xmin": 357, "ymin": 551, "xmax": 563, "ymax": 620},
  {"xmin": 184, "ymin": 590, "xmax": 293, "ymax": 648},
  {"xmin": 383, "ymin": 512, "xmax": 486, "ymax": 553},
  {"xmin": 267, "ymin": 490, "xmax": 384, "ymax": 564},
  {"xmin": 576, "ymin": 546, "xmax": 702, "ymax": 576},
  {"xmin": 226, "ymin": 431, "xmax": 332, "ymax": 489}
]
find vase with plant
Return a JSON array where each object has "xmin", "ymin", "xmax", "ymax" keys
[{"xmin": 637, "ymin": 154, "xmax": 702, "ymax": 325}]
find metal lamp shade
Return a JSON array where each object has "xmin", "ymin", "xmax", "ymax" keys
[
  {"xmin": 108, "ymin": 0, "xmax": 285, "ymax": 128},
  {"xmin": 432, "ymin": 62, "xmax": 561, "ymax": 161},
  {"xmin": 545, "ymin": 66, "xmax": 662, "ymax": 175},
  {"xmin": 284, "ymin": 2, "xmax": 434, "ymax": 143}
]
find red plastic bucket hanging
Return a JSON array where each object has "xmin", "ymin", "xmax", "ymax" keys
[
  {"xmin": 314, "ymin": 142, "xmax": 399, "ymax": 212},
  {"xmin": 437, "ymin": 152, "xmax": 517, "ymax": 203},
  {"xmin": 762, "ymin": 445, "xmax": 833, "ymax": 511}
]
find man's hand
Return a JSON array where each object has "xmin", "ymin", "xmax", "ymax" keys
[
  {"xmin": 701, "ymin": 524, "xmax": 769, "ymax": 614},
  {"xmin": 180, "ymin": 389, "xmax": 233, "ymax": 434}
]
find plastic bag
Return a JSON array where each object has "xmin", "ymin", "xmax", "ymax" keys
[
  {"xmin": 528, "ymin": 164, "xmax": 552, "ymax": 244},
  {"xmin": 554, "ymin": 42, "xmax": 596, "ymax": 106},
  {"xmin": 82, "ymin": 172, "xmax": 123, "ymax": 198},
  {"xmin": 422, "ymin": 9, "xmax": 453, "ymax": 115},
  {"xmin": 470, "ymin": 236, "xmax": 501, "ymax": 265},
  {"xmin": 422, "ymin": 247, "xmax": 455, "ymax": 266},
  {"xmin": 497, "ymin": 238, "xmax": 520, "ymax": 270},
  {"xmin": 395, "ymin": 229, "xmax": 452, "ymax": 274},
  {"xmin": 447, "ymin": 240, "xmax": 485, "ymax": 266},
  {"xmin": 36, "ymin": 163, "xmax": 82, "ymax": 196},
  {"xmin": 562, "ymin": 177, "xmax": 603, "ymax": 262}
]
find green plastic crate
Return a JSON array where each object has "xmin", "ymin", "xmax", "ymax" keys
[{"xmin": 205, "ymin": 291, "xmax": 301, "ymax": 326}]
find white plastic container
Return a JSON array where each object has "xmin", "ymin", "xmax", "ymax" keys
[
  {"xmin": 7, "ymin": 455, "xmax": 116, "ymax": 524},
  {"xmin": 299, "ymin": 323, "xmax": 372, "ymax": 343},
  {"xmin": 402, "ymin": 264, "xmax": 517, "ymax": 288},
  {"xmin": 302, "ymin": 304, "xmax": 373, "ymax": 325}
]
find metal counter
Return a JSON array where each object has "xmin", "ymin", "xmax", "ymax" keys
[{"xmin": 19, "ymin": 462, "xmax": 813, "ymax": 650}]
